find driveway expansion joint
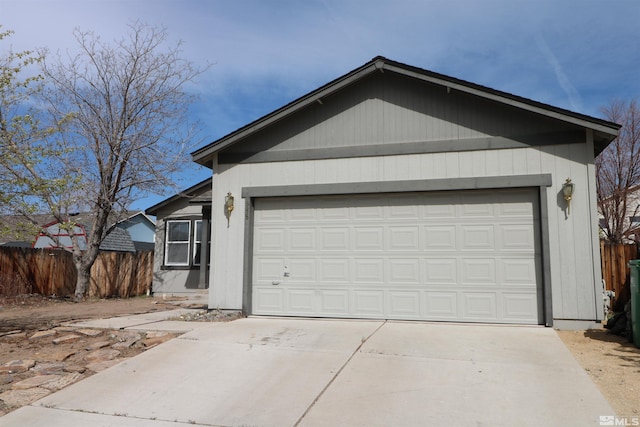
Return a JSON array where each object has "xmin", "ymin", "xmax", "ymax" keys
[{"xmin": 292, "ymin": 320, "xmax": 387, "ymax": 427}]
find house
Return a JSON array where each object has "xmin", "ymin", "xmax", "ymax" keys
[
  {"xmin": 34, "ymin": 219, "xmax": 136, "ymax": 252},
  {"xmin": 598, "ymin": 184, "xmax": 640, "ymax": 242},
  {"xmin": 145, "ymin": 178, "xmax": 212, "ymax": 296},
  {"xmin": 191, "ymin": 56, "xmax": 620, "ymax": 328},
  {"xmin": 27, "ymin": 211, "xmax": 154, "ymax": 252},
  {"xmin": 114, "ymin": 212, "xmax": 156, "ymax": 251}
]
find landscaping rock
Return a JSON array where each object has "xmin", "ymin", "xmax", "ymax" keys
[
  {"xmin": 63, "ymin": 364, "xmax": 87, "ymax": 373},
  {"xmin": 86, "ymin": 359, "xmax": 123, "ymax": 372},
  {"xmin": 54, "ymin": 326, "xmax": 78, "ymax": 333},
  {"xmin": 145, "ymin": 331, "xmax": 168, "ymax": 338},
  {"xmin": 49, "ymin": 349, "xmax": 78, "ymax": 361},
  {"xmin": 52, "ymin": 334, "xmax": 81, "ymax": 345},
  {"xmin": 142, "ymin": 335, "xmax": 172, "ymax": 348},
  {"xmin": 1, "ymin": 332, "xmax": 27, "ymax": 341},
  {"xmin": 12, "ymin": 375, "xmax": 60, "ymax": 390},
  {"xmin": 85, "ymin": 349, "xmax": 120, "ymax": 362},
  {"xmin": 28, "ymin": 330, "xmax": 57, "ymax": 341},
  {"xmin": 86, "ymin": 340, "xmax": 111, "ymax": 351},
  {"xmin": 41, "ymin": 372, "xmax": 83, "ymax": 391},
  {"xmin": 0, "ymin": 388, "xmax": 50, "ymax": 408},
  {"xmin": 111, "ymin": 339, "xmax": 138, "ymax": 350},
  {"xmin": 31, "ymin": 363, "xmax": 66, "ymax": 375},
  {"xmin": 76, "ymin": 329, "xmax": 102, "ymax": 337},
  {"xmin": 0, "ymin": 360, "xmax": 36, "ymax": 374}
]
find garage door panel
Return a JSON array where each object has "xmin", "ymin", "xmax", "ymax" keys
[
  {"xmin": 254, "ymin": 207, "xmax": 286, "ymax": 222},
  {"xmin": 354, "ymin": 204, "xmax": 385, "ymax": 220},
  {"xmin": 462, "ymin": 293, "xmax": 498, "ymax": 320},
  {"xmin": 354, "ymin": 291, "xmax": 385, "ymax": 316},
  {"xmin": 387, "ymin": 227, "xmax": 420, "ymax": 251},
  {"xmin": 289, "ymin": 228, "xmax": 316, "ymax": 251},
  {"xmin": 288, "ymin": 259, "xmax": 316, "ymax": 282},
  {"xmin": 320, "ymin": 228, "xmax": 349, "ymax": 251},
  {"xmin": 501, "ymin": 293, "xmax": 539, "ymax": 322},
  {"xmin": 287, "ymin": 290, "xmax": 316, "ymax": 314},
  {"xmin": 252, "ymin": 189, "xmax": 542, "ymax": 324},
  {"xmin": 388, "ymin": 291, "xmax": 421, "ymax": 318},
  {"xmin": 425, "ymin": 292, "xmax": 459, "ymax": 318},
  {"xmin": 254, "ymin": 288, "xmax": 285, "ymax": 313},
  {"xmin": 254, "ymin": 258, "xmax": 285, "ymax": 283},
  {"xmin": 460, "ymin": 225, "xmax": 495, "ymax": 250},
  {"xmin": 319, "ymin": 205, "xmax": 349, "ymax": 220},
  {"xmin": 499, "ymin": 225, "xmax": 535, "ymax": 250},
  {"xmin": 460, "ymin": 201, "xmax": 494, "ymax": 217},
  {"xmin": 289, "ymin": 208, "xmax": 316, "ymax": 222},
  {"xmin": 388, "ymin": 259, "xmax": 421, "ymax": 283},
  {"xmin": 500, "ymin": 259, "xmax": 537, "ymax": 284},
  {"xmin": 319, "ymin": 259, "xmax": 349, "ymax": 281},
  {"xmin": 461, "ymin": 259, "xmax": 496, "ymax": 284},
  {"xmin": 254, "ymin": 228, "xmax": 285, "ymax": 252},
  {"xmin": 320, "ymin": 290, "xmax": 350, "ymax": 314},
  {"xmin": 354, "ymin": 258, "xmax": 384, "ymax": 283},
  {"xmin": 389, "ymin": 204, "xmax": 420, "ymax": 219},
  {"xmin": 425, "ymin": 259, "xmax": 457, "ymax": 283},
  {"xmin": 423, "ymin": 203, "xmax": 455, "ymax": 218},
  {"xmin": 354, "ymin": 227, "xmax": 384, "ymax": 251},
  {"xmin": 424, "ymin": 226, "xmax": 456, "ymax": 250}
]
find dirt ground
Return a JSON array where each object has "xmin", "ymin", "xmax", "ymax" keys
[
  {"xmin": 556, "ymin": 328, "xmax": 640, "ymax": 418},
  {"xmin": 0, "ymin": 295, "xmax": 638, "ymax": 418}
]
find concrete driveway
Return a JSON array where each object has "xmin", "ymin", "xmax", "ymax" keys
[{"xmin": 1, "ymin": 318, "xmax": 614, "ymax": 426}]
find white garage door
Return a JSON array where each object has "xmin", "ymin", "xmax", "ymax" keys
[{"xmin": 251, "ymin": 189, "xmax": 542, "ymax": 324}]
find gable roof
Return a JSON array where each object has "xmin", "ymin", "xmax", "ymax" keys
[
  {"xmin": 35, "ymin": 220, "xmax": 136, "ymax": 252},
  {"xmin": 145, "ymin": 178, "xmax": 213, "ymax": 216},
  {"xmin": 1, "ymin": 211, "xmax": 145, "ymax": 251},
  {"xmin": 116, "ymin": 211, "xmax": 156, "ymax": 227},
  {"xmin": 192, "ymin": 56, "xmax": 620, "ymax": 168}
]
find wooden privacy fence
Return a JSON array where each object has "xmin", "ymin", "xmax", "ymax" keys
[
  {"xmin": 0, "ymin": 246, "xmax": 153, "ymax": 298},
  {"xmin": 600, "ymin": 241, "xmax": 638, "ymax": 312}
]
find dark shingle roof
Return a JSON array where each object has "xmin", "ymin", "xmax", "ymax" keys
[{"xmin": 97, "ymin": 227, "xmax": 136, "ymax": 252}]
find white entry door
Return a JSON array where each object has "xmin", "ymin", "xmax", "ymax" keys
[{"xmin": 251, "ymin": 189, "xmax": 542, "ymax": 324}]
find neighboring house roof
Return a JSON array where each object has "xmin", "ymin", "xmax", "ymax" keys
[
  {"xmin": 95, "ymin": 226, "xmax": 136, "ymax": 252},
  {"xmin": 192, "ymin": 56, "xmax": 621, "ymax": 167},
  {"xmin": 0, "ymin": 241, "xmax": 33, "ymax": 248},
  {"xmin": 34, "ymin": 221, "xmax": 137, "ymax": 252},
  {"xmin": 2, "ymin": 211, "xmax": 147, "ymax": 252},
  {"xmin": 145, "ymin": 178, "xmax": 212, "ymax": 216}
]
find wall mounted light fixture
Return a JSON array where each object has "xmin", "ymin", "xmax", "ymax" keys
[
  {"xmin": 224, "ymin": 192, "xmax": 234, "ymax": 226},
  {"xmin": 562, "ymin": 178, "xmax": 575, "ymax": 215}
]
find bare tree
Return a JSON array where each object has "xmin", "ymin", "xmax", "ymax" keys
[
  {"xmin": 6, "ymin": 23, "xmax": 204, "ymax": 300},
  {"xmin": 597, "ymin": 99, "xmax": 640, "ymax": 243}
]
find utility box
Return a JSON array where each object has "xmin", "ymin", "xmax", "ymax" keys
[{"xmin": 628, "ymin": 260, "xmax": 640, "ymax": 347}]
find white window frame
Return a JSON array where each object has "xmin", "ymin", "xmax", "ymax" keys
[
  {"xmin": 164, "ymin": 220, "xmax": 191, "ymax": 266},
  {"xmin": 193, "ymin": 220, "xmax": 203, "ymax": 266}
]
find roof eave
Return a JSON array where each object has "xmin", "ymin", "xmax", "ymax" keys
[
  {"xmin": 191, "ymin": 59, "xmax": 383, "ymax": 167},
  {"xmin": 145, "ymin": 177, "xmax": 213, "ymax": 215}
]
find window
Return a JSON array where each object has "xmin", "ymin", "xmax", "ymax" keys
[
  {"xmin": 164, "ymin": 220, "xmax": 191, "ymax": 266},
  {"xmin": 193, "ymin": 220, "xmax": 202, "ymax": 266},
  {"xmin": 163, "ymin": 218, "xmax": 210, "ymax": 268}
]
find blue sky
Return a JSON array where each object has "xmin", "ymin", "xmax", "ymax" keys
[{"xmin": 2, "ymin": 0, "xmax": 639, "ymax": 212}]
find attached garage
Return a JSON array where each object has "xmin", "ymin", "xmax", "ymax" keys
[
  {"xmin": 192, "ymin": 56, "xmax": 620, "ymax": 328},
  {"xmin": 251, "ymin": 188, "xmax": 542, "ymax": 324}
]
